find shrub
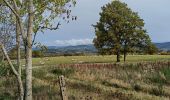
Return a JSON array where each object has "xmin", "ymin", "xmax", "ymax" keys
[
  {"xmin": 160, "ymin": 52, "xmax": 170, "ymax": 55},
  {"xmin": 32, "ymin": 50, "xmax": 44, "ymax": 58}
]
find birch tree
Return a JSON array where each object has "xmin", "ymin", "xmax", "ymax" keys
[
  {"xmin": 0, "ymin": 4, "xmax": 24, "ymax": 99},
  {"xmin": 0, "ymin": 0, "xmax": 76, "ymax": 99}
]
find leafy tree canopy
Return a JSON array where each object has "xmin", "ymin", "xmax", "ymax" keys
[
  {"xmin": 0, "ymin": 0, "xmax": 76, "ymax": 45},
  {"xmin": 93, "ymin": 0, "xmax": 153, "ymax": 62}
]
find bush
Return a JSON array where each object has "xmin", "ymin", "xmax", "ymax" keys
[
  {"xmin": 32, "ymin": 50, "xmax": 44, "ymax": 58},
  {"xmin": 160, "ymin": 52, "xmax": 170, "ymax": 55}
]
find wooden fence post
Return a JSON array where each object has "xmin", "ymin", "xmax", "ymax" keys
[{"xmin": 59, "ymin": 75, "xmax": 68, "ymax": 100}]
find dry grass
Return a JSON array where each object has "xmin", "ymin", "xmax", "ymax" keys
[{"xmin": 0, "ymin": 55, "xmax": 170, "ymax": 99}]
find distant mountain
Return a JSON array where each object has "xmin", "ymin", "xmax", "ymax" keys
[
  {"xmin": 46, "ymin": 44, "xmax": 97, "ymax": 55},
  {"xmin": 47, "ymin": 46, "xmax": 64, "ymax": 49},
  {"xmin": 36, "ymin": 42, "xmax": 170, "ymax": 55},
  {"xmin": 154, "ymin": 42, "xmax": 170, "ymax": 51}
]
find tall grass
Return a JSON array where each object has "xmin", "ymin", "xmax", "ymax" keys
[{"xmin": 1, "ymin": 57, "xmax": 170, "ymax": 99}]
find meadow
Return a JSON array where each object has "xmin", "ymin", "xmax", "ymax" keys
[
  {"xmin": 0, "ymin": 55, "xmax": 170, "ymax": 100},
  {"xmin": 31, "ymin": 55, "xmax": 170, "ymax": 65}
]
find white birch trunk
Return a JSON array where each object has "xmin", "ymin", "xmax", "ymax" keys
[{"xmin": 24, "ymin": 0, "xmax": 33, "ymax": 99}]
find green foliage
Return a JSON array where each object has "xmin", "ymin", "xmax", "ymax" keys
[
  {"xmin": 160, "ymin": 52, "xmax": 170, "ymax": 55},
  {"xmin": 0, "ymin": 62, "xmax": 7, "ymax": 76},
  {"xmin": 36, "ymin": 43, "xmax": 48, "ymax": 53},
  {"xmin": 93, "ymin": 0, "xmax": 153, "ymax": 61},
  {"xmin": 33, "ymin": 69, "xmax": 48, "ymax": 79},
  {"xmin": 0, "ymin": 6, "xmax": 15, "ymax": 51},
  {"xmin": 1, "ymin": 0, "xmax": 77, "ymax": 48},
  {"xmin": 161, "ymin": 67, "xmax": 170, "ymax": 82},
  {"xmin": 150, "ymin": 72, "xmax": 165, "ymax": 84},
  {"xmin": 32, "ymin": 43, "xmax": 48, "ymax": 57},
  {"xmin": 0, "ymin": 92, "xmax": 14, "ymax": 100},
  {"xmin": 32, "ymin": 50, "xmax": 44, "ymax": 58},
  {"xmin": 8, "ymin": 46, "xmax": 25, "ymax": 59},
  {"xmin": 0, "ymin": 62, "xmax": 11, "ymax": 77},
  {"xmin": 8, "ymin": 47, "xmax": 17, "ymax": 59},
  {"xmin": 28, "ymin": 0, "xmax": 76, "ymax": 34},
  {"xmin": 145, "ymin": 44, "xmax": 158, "ymax": 55},
  {"xmin": 51, "ymin": 68, "xmax": 75, "ymax": 77}
]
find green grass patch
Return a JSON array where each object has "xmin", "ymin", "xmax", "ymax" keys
[
  {"xmin": 161, "ymin": 67, "xmax": 170, "ymax": 81},
  {"xmin": 51, "ymin": 68, "xmax": 75, "ymax": 77},
  {"xmin": 29, "ymin": 55, "xmax": 170, "ymax": 66}
]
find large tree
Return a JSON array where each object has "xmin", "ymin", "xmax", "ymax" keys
[
  {"xmin": 93, "ymin": 0, "xmax": 152, "ymax": 62},
  {"xmin": 0, "ymin": 0, "xmax": 76, "ymax": 99}
]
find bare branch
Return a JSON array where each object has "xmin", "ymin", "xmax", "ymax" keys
[
  {"xmin": 12, "ymin": 0, "xmax": 27, "ymax": 43},
  {"xmin": 32, "ymin": 32, "xmax": 37, "ymax": 46},
  {"xmin": 18, "ymin": 0, "xmax": 23, "ymax": 5},
  {"xmin": 3, "ymin": 0, "xmax": 20, "ymax": 18},
  {"xmin": 12, "ymin": 0, "xmax": 19, "ymax": 12},
  {"xmin": 3, "ymin": 0, "xmax": 27, "ymax": 45},
  {"xmin": 31, "ymin": 22, "xmax": 61, "ymax": 46},
  {"xmin": 40, "ymin": 22, "xmax": 61, "ymax": 30}
]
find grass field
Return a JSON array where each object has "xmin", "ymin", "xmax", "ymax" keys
[
  {"xmin": 1, "ymin": 55, "xmax": 170, "ymax": 100},
  {"xmin": 31, "ymin": 55, "xmax": 170, "ymax": 66}
]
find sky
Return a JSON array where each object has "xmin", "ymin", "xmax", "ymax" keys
[{"xmin": 36, "ymin": 0, "xmax": 170, "ymax": 46}]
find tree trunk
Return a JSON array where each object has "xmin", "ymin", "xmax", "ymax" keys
[
  {"xmin": 2, "ymin": 54, "xmax": 4, "ymax": 61},
  {"xmin": 124, "ymin": 51, "xmax": 127, "ymax": 62},
  {"xmin": 16, "ymin": 21, "xmax": 21, "ymax": 76},
  {"xmin": 0, "ymin": 44, "xmax": 24, "ymax": 100},
  {"xmin": 116, "ymin": 50, "xmax": 120, "ymax": 62},
  {"xmin": 123, "ymin": 46, "xmax": 127, "ymax": 62},
  {"xmin": 0, "ymin": 52, "xmax": 4, "ymax": 62},
  {"xmin": 25, "ymin": 0, "xmax": 33, "ymax": 99},
  {"xmin": 16, "ymin": 20, "xmax": 24, "ymax": 100},
  {"xmin": 123, "ymin": 42, "xmax": 128, "ymax": 62},
  {"xmin": 17, "ymin": 75, "xmax": 24, "ymax": 100}
]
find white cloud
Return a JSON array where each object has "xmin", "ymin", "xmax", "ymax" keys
[{"xmin": 54, "ymin": 38, "xmax": 93, "ymax": 46}]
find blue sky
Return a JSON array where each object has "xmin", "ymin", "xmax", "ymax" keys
[{"xmin": 36, "ymin": 0, "xmax": 170, "ymax": 46}]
